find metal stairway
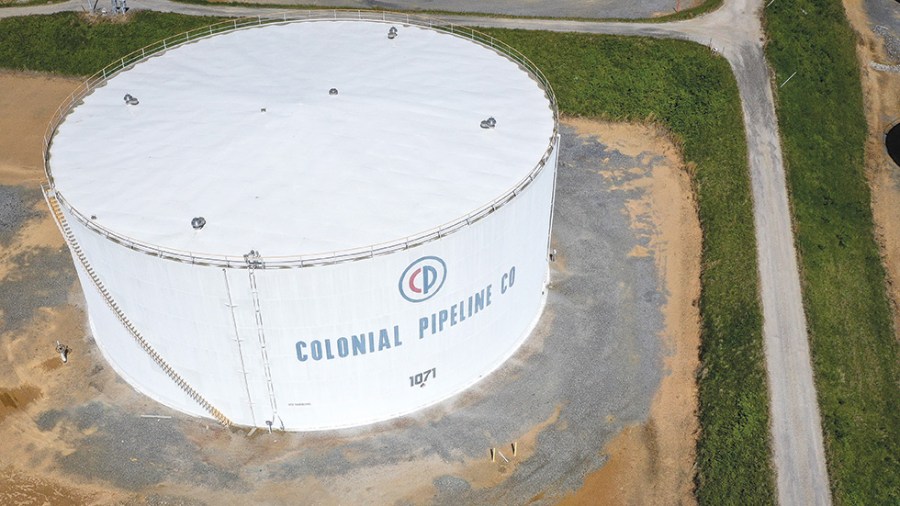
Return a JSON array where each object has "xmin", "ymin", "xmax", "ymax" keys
[{"xmin": 43, "ymin": 186, "xmax": 233, "ymax": 427}]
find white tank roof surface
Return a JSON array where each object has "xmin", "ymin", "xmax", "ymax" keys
[{"xmin": 48, "ymin": 21, "xmax": 555, "ymax": 258}]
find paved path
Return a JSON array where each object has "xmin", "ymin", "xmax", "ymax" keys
[
  {"xmin": 0, "ymin": 1, "xmax": 832, "ymax": 503},
  {"xmin": 0, "ymin": 0, "xmax": 78, "ymax": 17}
]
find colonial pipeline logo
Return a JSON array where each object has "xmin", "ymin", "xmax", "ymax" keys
[{"xmin": 399, "ymin": 256, "xmax": 447, "ymax": 303}]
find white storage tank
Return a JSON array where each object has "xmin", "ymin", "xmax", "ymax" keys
[{"xmin": 43, "ymin": 13, "xmax": 558, "ymax": 431}]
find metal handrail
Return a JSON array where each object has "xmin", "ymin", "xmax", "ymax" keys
[{"xmin": 43, "ymin": 10, "xmax": 559, "ymax": 269}]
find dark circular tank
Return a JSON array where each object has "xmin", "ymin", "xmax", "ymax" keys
[{"xmin": 887, "ymin": 122, "xmax": 900, "ymax": 168}]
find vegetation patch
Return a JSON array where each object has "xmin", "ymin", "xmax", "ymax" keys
[
  {"xmin": 764, "ymin": 1, "xmax": 899, "ymax": 503},
  {"xmin": 0, "ymin": 12, "xmax": 222, "ymax": 75},
  {"xmin": 0, "ymin": 12, "xmax": 771, "ymax": 504}
]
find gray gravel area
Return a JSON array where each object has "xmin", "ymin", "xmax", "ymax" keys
[
  {"xmin": 24, "ymin": 126, "xmax": 670, "ymax": 503},
  {"xmin": 867, "ymin": 0, "xmax": 900, "ymax": 49},
  {"xmin": 0, "ymin": 249, "xmax": 75, "ymax": 333},
  {"xmin": 873, "ymin": 24, "xmax": 900, "ymax": 63},
  {"xmin": 0, "ymin": 185, "xmax": 40, "ymax": 246},
  {"xmin": 0, "ymin": 186, "xmax": 76, "ymax": 333},
  {"xmin": 56, "ymin": 402, "xmax": 241, "ymax": 491}
]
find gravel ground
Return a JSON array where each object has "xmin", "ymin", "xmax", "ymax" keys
[
  {"xmin": 42, "ymin": 402, "xmax": 241, "ymax": 491},
  {"xmin": 0, "ymin": 185, "xmax": 40, "ymax": 247},
  {"xmin": 867, "ymin": 0, "xmax": 900, "ymax": 55},
  {"xmin": 0, "ymin": 186, "xmax": 75, "ymax": 334},
  {"xmin": 0, "ymin": 246, "xmax": 74, "ymax": 333},
  {"xmin": 9, "ymin": 126, "xmax": 670, "ymax": 504},
  {"xmin": 873, "ymin": 24, "xmax": 900, "ymax": 64}
]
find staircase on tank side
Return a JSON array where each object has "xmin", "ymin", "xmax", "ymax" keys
[{"xmin": 43, "ymin": 186, "xmax": 233, "ymax": 427}]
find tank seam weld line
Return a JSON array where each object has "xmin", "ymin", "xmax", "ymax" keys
[{"xmin": 223, "ymin": 268, "xmax": 257, "ymax": 427}]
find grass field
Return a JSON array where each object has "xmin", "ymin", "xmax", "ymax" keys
[
  {"xmin": 0, "ymin": 12, "xmax": 773, "ymax": 504},
  {"xmin": 764, "ymin": 1, "xmax": 900, "ymax": 503},
  {"xmin": 0, "ymin": 13, "xmax": 222, "ymax": 75}
]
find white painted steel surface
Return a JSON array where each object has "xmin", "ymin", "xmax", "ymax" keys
[
  {"xmin": 49, "ymin": 20, "xmax": 555, "ymax": 257},
  {"xmin": 48, "ymin": 18, "xmax": 558, "ymax": 430},
  {"xmin": 62, "ymin": 148, "xmax": 555, "ymax": 429}
]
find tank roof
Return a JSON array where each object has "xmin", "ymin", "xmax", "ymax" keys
[{"xmin": 48, "ymin": 20, "xmax": 555, "ymax": 257}]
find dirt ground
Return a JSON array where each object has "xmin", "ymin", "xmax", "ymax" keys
[
  {"xmin": 843, "ymin": 0, "xmax": 900, "ymax": 337},
  {"xmin": 0, "ymin": 72, "xmax": 701, "ymax": 504},
  {"xmin": 556, "ymin": 119, "xmax": 701, "ymax": 506},
  {"xmin": 0, "ymin": 72, "xmax": 130, "ymax": 504}
]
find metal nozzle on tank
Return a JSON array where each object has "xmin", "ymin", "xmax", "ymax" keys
[{"xmin": 56, "ymin": 340, "xmax": 70, "ymax": 364}]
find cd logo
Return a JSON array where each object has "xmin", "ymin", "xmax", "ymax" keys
[{"xmin": 399, "ymin": 256, "xmax": 447, "ymax": 303}]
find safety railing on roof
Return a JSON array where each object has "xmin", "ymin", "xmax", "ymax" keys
[{"xmin": 42, "ymin": 10, "xmax": 559, "ymax": 269}]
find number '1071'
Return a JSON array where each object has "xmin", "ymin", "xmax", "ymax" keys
[{"xmin": 410, "ymin": 368, "xmax": 436, "ymax": 387}]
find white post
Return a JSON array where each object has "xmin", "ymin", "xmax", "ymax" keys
[{"xmin": 780, "ymin": 71, "xmax": 798, "ymax": 88}]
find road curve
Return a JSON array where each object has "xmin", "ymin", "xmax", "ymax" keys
[{"xmin": 0, "ymin": 0, "xmax": 831, "ymax": 503}]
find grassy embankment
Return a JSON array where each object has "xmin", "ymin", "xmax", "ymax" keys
[
  {"xmin": 0, "ymin": 12, "xmax": 222, "ymax": 75},
  {"xmin": 0, "ymin": 12, "xmax": 774, "ymax": 504},
  {"xmin": 764, "ymin": 1, "xmax": 899, "ymax": 503}
]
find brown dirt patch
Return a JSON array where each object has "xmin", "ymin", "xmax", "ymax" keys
[
  {"xmin": 557, "ymin": 118, "xmax": 701, "ymax": 506},
  {"xmin": 0, "ymin": 467, "xmax": 124, "ymax": 505},
  {"xmin": 0, "ymin": 384, "xmax": 42, "ymax": 423},
  {"xmin": 0, "ymin": 72, "xmax": 79, "ymax": 188},
  {"xmin": 842, "ymin": 0, "xmax": 900, "ymax": 337}
]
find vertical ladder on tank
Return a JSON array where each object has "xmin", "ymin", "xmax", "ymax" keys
[
  {"xmin": 244, "ymin": 250, "xmax": 280, "ymax": 430},
  {"xmin": 42, "ymin": 186, "xmax": 233, "ymax": 427}
]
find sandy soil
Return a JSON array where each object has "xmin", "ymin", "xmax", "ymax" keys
[
  {"xmin": 0, "ymin": 73, "xmax": 78, "ymax": 187},
  {"xmin": 0, "ymin": 73, "xmax": 701, "ymax": 504},
  {"xmin": 843, "ymin": 0, "xmax": 900, "ymax": 338},
  {"xmin": 556, "ymin": 118, "xmax": 701, "ymax": 506}
]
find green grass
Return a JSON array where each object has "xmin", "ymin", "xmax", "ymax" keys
[
  {"xmin": 166, "ymin": 0, "xmax": 723, "ymax": 23},
  {"xmin": 0, "ymin": 13, "xmax": 772, "ymax": 504},
  {"xmin": 481, "ymin": 30, "xmax": 774, "ymax": 504},
  {"xmin": 0, "ymin": 12, "xmax": 222, "ymax": 75},
  {"xmin": 764, "ymin": 1, "xmax": 899, "ymax": 503}
]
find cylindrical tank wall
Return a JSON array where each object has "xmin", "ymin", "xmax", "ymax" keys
[{"xmin": 63, "ymin": 143, "xmax": 557, "ymax": 430}]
